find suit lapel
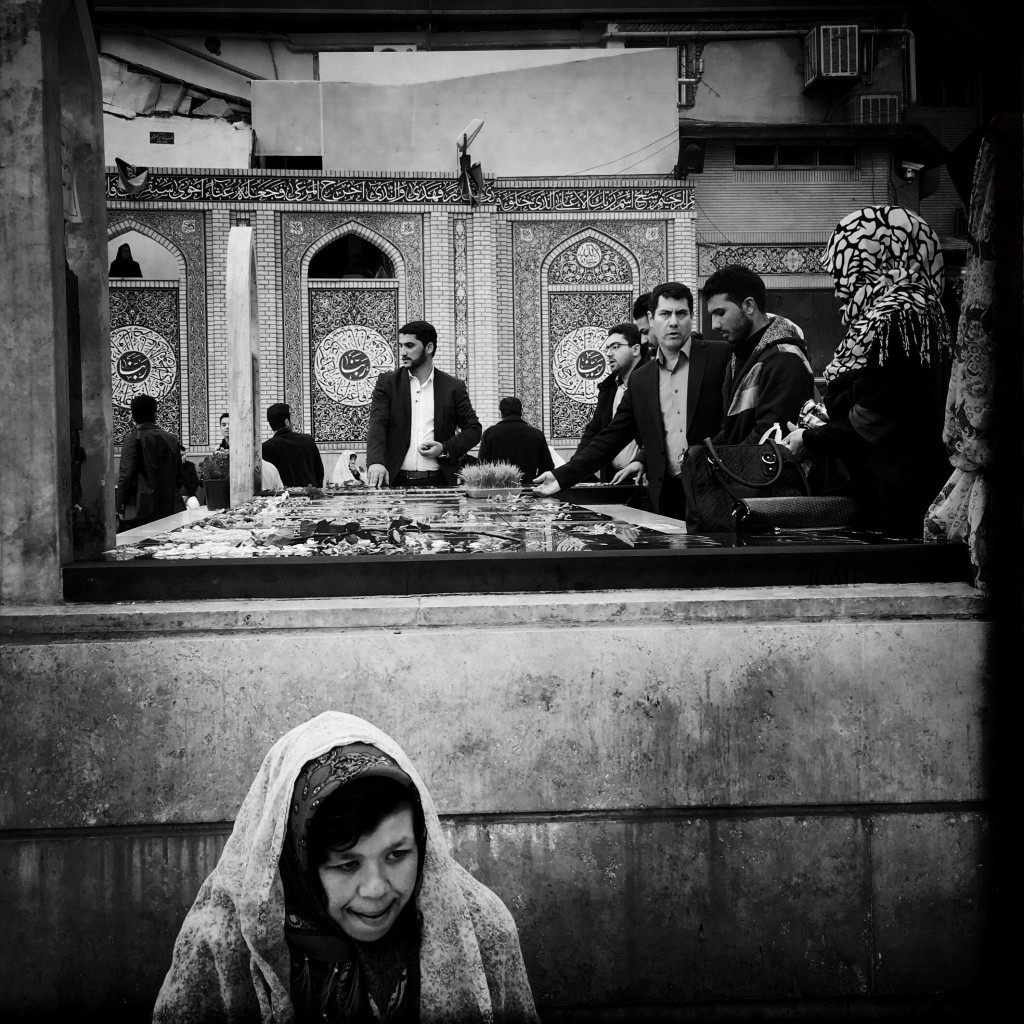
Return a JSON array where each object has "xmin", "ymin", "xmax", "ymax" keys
[
  {"xmin": 396, "ymin": 368, "xmax": 412, "ymax": 437},
  {"xmin": 686, "ymin": 339, "xmax": 707, "ymax": 433},
  {"xmin": 432, "ymin": 370, "xmax": 447, "ymax": 436}
]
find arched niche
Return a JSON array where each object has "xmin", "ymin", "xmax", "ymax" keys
[
  {"xmin": 107, "ymin": 229, "xmax": 181, "ymax": 280},
  {"xmin": 308, "ymin": 233, "xmax": 395, "ymax": 279},
  {"xmin": 541, "ymin": 229, "xmax": 641, "ymax": 441}
]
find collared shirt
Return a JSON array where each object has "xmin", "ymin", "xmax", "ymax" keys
[
  {"xmin": 610, "ymin": 376, "xmax": 639, "ymax": 471},
  {"xmin": 657, "ymin": 339, "xmax": 692, "ymax": 478},
  {"xmin": 401, "ymin": 368, "xmax": 440, "ymax": 472}
]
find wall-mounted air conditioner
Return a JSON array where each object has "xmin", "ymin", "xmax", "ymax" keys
[
  {"xmin": 853, "ymin": 93, "xmax": 901, "ymax": 124},
  {"xmin": 373, "ymin": 44, "xmax": 418, "ymax": 52},
  {"xmin": 804, "ymin": 24, "xmax": 860, "ymax": 88}
]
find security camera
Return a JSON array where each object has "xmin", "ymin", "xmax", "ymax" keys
[{"xmin": 900, "ymin": 160, "xmax": 925, "ymax": 181}]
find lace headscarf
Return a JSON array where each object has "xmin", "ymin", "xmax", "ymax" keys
[
  {"xmin": 153, "ymin": 712, "xmax": 538, "ymax": 1024},
  {"xmin": 821, "ymin": 205, "xmax": 949, "ymax": 384}
]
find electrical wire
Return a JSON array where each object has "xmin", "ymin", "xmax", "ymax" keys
[
  {"xmin": 611, "ymin": 136, "xmax": 681, "ymax": 174},
  {"xmin": 571, "ymin": 129, "xmax": 680, "ymax": 174},
  {"xmin": 693, "ymin": 199, "xmax": 734, "ymax": 245}
]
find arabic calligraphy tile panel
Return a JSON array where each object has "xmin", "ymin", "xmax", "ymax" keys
[
  {"xmin": 109, "ymin": 287, "xmax": 181, "ymax": 445},
  {"xmin": 282, "ymin": 213, "xmax": 423, "ymax": 429},
  {"xmin": 108, "ymin": 211, "xmax": 208, "ymax": 444},
  {"xmin": 513, "ymin": 221, "xmax": 665, "ymax": 427},
  {"xmin": 548, "ymin": 240, "xmax": 632, "ymax": 285},
  {"xmin": 549, "ymin": 291, "xmax": 631, "ymax": 439},
  {"xmin": 698, "ymin": 244, "xmax": 827, "ymax": 276},
  {"xmin": 309, "ymin": 288, "xmax": 399, "ymax": 443},
  {"xmin": 107, "ymin": 173, "xmax": 694, "ymax": 214}
]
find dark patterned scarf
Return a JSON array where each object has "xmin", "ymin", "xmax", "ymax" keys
[
  {"xmin": 821, "ymin": 205, "xmax": 949, "ymax": 384},
  {"xmin": 279, "ymin": 745, "xmax": 423, "ymax": 1023}
]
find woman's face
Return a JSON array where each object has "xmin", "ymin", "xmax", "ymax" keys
[{"xmin": 317, "ymin": 805, "xmax": 419, "ymax": 942}]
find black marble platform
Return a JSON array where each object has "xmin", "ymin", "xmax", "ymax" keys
[{"xmin": 63, "ymin": 489, "xmax": 972, "ymax": 602}]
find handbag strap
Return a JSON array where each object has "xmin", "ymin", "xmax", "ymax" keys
[{"xmin": 702, "ymin": 437, "xmax": 785, "ymax": 489}]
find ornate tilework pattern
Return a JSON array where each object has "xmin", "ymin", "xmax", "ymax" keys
[
  {"xmin": 513, "ymin": 222, "xmax": 665, "ymax": 428},
  {"xmin": 549, "ymin": 291, "xmax": 631, "ymax": 438},
  {"xmin": 281, "ymin": 214, "xmax": 423, "ymax": 430},
  {"xmin": 109, "ymin": 286, "xmax": 181, "ymax": 445},
  {"xmin": 108, "ymin": 212, "xmax": 209, "ymax": 444},
  {"xmin": 453, "ymin": 218, "xmax": 469, "ymax": 380},
  {"xmin": 107, "ymin": 173, "xmax": 694, "ymax": 214},
  {"xmin": 308, "ymin": 288, "xmax": 399, "ymax": 443},
  {"xmin": 548, "ymin": 239, "xmax": 632, "ymax": 285},
  {"xmin": 698, "ymin": 244, "xmax": 827, "ymax": 276}
]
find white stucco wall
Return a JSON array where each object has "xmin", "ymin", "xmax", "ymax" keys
[
  {"xmin": 103, "ymin": 112, "xmax": 253, "ymax": 170},
  {"xmin": 254, "ymin": 48, "xmax": 680, "ymax": 175}
]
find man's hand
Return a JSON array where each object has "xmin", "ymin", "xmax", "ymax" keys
[
  {"xmin": 610, "ymin": 460, "xmax": 644, "ymax": 485},
  {"xmin": 418, "ymin": 440, "xmax": 443, "ymax": 459},
  {"xmin": 781, "ymin": 421, "xmax": 806, "ymax": 459},
  {"xmin": 367, "ymin": 464, "xmax": 389, "ymax": 489},
  {"xmin": 532, "ymin": 471, "xmax": 561, "ymax": 497}
]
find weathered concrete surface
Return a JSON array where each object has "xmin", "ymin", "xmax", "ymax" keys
[
  {"xmin": 0, "ymin": 810, "xmax": 987, "ymax": 1018},
  {"xmin": 0, "ymin": 0, "xmax": 72, "ymax": 604},
  {"xmin": 0, "ymin": 585, "xmax": 990, "ymax": 1017},
  {"xmin": 0, "ymin": 598, "xmax": 988, "ymax": 829}
]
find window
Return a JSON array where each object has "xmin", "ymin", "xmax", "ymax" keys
[{"xmin": 734, "ymin": 143, "xmax": 858, "ymax": 168}]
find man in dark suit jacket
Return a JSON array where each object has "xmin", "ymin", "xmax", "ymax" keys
[
  {"xmin": 115, "ymin": 393, "xmax": 184, "ymax": 531},
  {"xmin": 576, "ymin": 322, "xmax": 650, "ymax": 482},
  {"xmin": 262, "ymin": 402, "xmax": 325, "ymax": 486},
  {"xmin": 534, "ymin": 282, "xmax": 731, "ymax": 520},
  {"xmin": 366, "ymin": 320, "xmax": 482, "ymax": 487},
  {"xmin": 479, "ymin": 396, "xmax": 554, "ymax": 483}
]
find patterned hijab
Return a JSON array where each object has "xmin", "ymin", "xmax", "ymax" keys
[
  {"xmin": 279, "ymin": 744, "xmax": 425, "ymax": 1023},
  {"xmin": 821, "ymin": 205, "xmax": 949, "ymax": 383}
]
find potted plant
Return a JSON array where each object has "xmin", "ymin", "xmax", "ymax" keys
[
  {"xmin": 458, "ymin": 461, "xmax": 525, "ymax": 498},
  {"xmin": 197, "ymin": 449, "xmax": 230, "ymax": 509}
]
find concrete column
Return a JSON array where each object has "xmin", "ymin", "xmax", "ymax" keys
[
  {"xmin": 467, "ymin": 214, "xmax": 500, "ymax": 428},
  {"xmin": 60, "ymin": 0, "xmax": 114, "ymax": 558},
  {"xmin": 226, "ymin": 225, "xmax": 261, "ymax": 504},
  {"xmin": 1, "ymin": 0, "xmax": 72, "ymax": 603}
]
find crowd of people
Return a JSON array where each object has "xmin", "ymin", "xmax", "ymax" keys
[{"xmin": 116, "ymin": 205, "xmax": 954, "ymax": 540}]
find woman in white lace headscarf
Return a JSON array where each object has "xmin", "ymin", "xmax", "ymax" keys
[
  {"xmin": 783, "ymin": 206, "xmax": 951, "ymax": 537},
  {"xmin": 330, "ymin": 451, "xmax": 365, "ymax": 486},
  {"xmin": 153, "ymin": 712, "xmax": 538, "ymax": 1024}
]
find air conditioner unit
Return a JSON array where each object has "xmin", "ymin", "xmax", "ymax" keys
[
  {"xmin": 373, "ymin": 44, "xmax": 418, "ymax": 52},
  {"xmin": 854, "ymin": 93, "xmax": 901, "ymax": 124},
  {"xmin": 804, "ymin": 24, "xmax": 860, "ymax": 87}
]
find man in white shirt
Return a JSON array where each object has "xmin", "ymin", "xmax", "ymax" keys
[{"xmin": 366, "ymin": 321, "xmax": 482, "ymax": 488}]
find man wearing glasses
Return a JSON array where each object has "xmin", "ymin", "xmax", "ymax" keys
[
  {"xmin": 573, "ymin": 322, "xmax": 649, "ymax": 484},
  {"xmin": 534, "ymin": 283, "xmax": 731, "ymax": 521}
]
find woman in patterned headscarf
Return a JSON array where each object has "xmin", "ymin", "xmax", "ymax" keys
[
  {"xmin": 782, "ymin": 206, "xmax": 951, "ymax": 537},
  {"xmin": 153, "ymin": 712, "xmax": 538, "ymax": 1023}
]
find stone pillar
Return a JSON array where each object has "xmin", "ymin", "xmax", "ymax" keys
[
  {"xmin": 1, "ymin": 0, "xmax": 72, "ymax": 603},
  {"xmin": 60, "ymin": 0, "xmax": 114, "ymax": 559},
  {"xmin": 226, "ymin": 225, "xmax": 261, "ymax": 504}
]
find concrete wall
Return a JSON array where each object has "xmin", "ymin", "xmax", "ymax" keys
[
  {"xmin": 0, "ymin": 584, "xmax": 991, "ymax": 1019},
  {"xmin": 104, "ymin": 111, "xmax": 253, "ymax": 172}
]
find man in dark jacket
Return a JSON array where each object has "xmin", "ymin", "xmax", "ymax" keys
[
  {"xmin": 704, "ymin": 264, "xmax": 815, "ymax": 444},
  {"xmin": 479, "ymin": 397, "xmax": 554, "ymax": 482},
  {"xmin": 261, "ymin": 402, "xmax": 325, "ymax": 486},
  {"xmin": 533, "ymin": 282, "xmax": 731, "ymax": 520},
  {"xmin": 575, "ymin": 322, "xmax": 649, "ymax": 482},
  {"xmin": 115, "ymin": 393, "xmax": 184, "ymax": 531},
  {"xmin": 366, "ymin": 321, "xmax": 482, "ymax": 488}
]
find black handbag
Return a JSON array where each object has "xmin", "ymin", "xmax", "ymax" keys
[
  {"xmin": 680, "ymin": 437, "xmax": 809, "ymax": 532},
  {"xmin": 732, "ymin": 495, "xmax": 859, "ymax": 533}
]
